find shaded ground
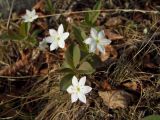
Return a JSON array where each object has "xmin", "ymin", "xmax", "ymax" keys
[{"xmin": 0, "ymin": 0, "xmax": 160, "ymax": 120}]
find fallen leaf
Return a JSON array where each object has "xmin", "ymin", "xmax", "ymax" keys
[
  {"xmin": 100, "ymin": 45, "xmax": 118, "ymax": 61},
  {"xmin": 101, "ymin": 80, "xmax": 112, "ymax": 90},
  {"xmin": 143, "ymin": 54, "xmax": 157, "ymax": 68},
  {"xmin": 36, "ymin": 20, "xmax": 48, "ymax": 30},
  {"xmin": 99, "ymin": 90, "xmax": 133, "ymax": 109},
  {"xmin": 121, "ymin": 81, "xmax": 139, "ymax": 91},
  {"xmin": 33, "ymin": 0, "xmax": 45, "ymax": 11},
  {"xmin": 105, "ymin": 29, "xmax": 124, "ymax": 40},
  {"xmin": 100, "ymin": 51, "xmax": 110, "ymax": 61},
  {"xmin": 106, "ymin": 17, "xmax": 122, "ymax": 27}
]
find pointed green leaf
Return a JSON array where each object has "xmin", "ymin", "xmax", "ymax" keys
[
  {"xmin": 58, "ymin": 68, "xmax": 74, "ymax": 74},
  {"xmin": 73, "ymin": 25, "xmax": 85, "ymax": 43},
  {"xmin": 64, "ymin": 44, "xmax": 75, "ymax": 69},
  {"xmin": 73, "ymin": 44, "xmax": 80, "ymax": 67},
  {"xmin": 91, "ymin": 1, "xmax": 102, "ymax": 24},
  {"xmin": 60, "ymin": 74, "xmax": 74, "ymax": 91},
  {"xmin": 19, "ymin": 22, "xmax": 30, "ymax": 36},
  {"xmin": 0, "ymin": 32, "xmax": 25, "ymax": 40},
  {"xmin": 72, "ymin": 25, "xmax": 88, "ymax": 52},
  {"xmin": 61, "ymin": 61, "xmax": 72, "ymax": 69},
  {"xmin": 78, "ymin": 62, "xmax": 95, "ymax": 74},
  {"xmin": 84, "ymin": 8, "xmax": 92, "ymax": 25},
  {"xmin": 142, "ymin": 115, "xmax": 160, "ymax": 120}
]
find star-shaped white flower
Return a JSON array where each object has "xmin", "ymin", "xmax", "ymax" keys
[
  {"xmin": 84, "ymin": 28, "xmax": 111, "ymax": 54},
  {"xmin": 22, "ymin": 9, "xmax": 38, "ymax": 22},
  {"xmin": 67, "ymin": 76, "xmax": 92, "ymax": 104},
  {"xmin": 44, "ymin": 24, "xmax": 69, "ymax": 51},
  {"xmin": 39, "ymin": 39, "xmax": 48, "ymax": 51}
]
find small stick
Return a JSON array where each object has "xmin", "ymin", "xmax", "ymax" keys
[
  {"xmin": 7, "ymin": 0, "xmax": 15, "ymax": 30},
  {"xmin": 2, "ymin": 8, "xmax": 160, "ymax": 21}
]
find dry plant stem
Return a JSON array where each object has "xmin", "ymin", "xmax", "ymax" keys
[
  {"xmin": 133, "ymin": 27, "xmax": 160, "ymax": 59},
  {"xmin": 4, "ymin": 9, "xmax": 160, "ymax": 21},
  {"xmin": 7, "ymin": 0, "xmax": 15, "ymax": 30}
]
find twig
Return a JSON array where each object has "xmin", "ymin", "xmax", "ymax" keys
[
  {"xmin": 7, "ymin": 0, "xmax": 15, "ymax": 30},
  {"xmin": 3, "ymin": 9, "xmax": 160, "ymax": 21}
]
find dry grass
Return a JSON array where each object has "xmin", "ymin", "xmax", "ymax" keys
[{"xmin": 0, "ymin": 1, "xmax": 160, "ymax": 119}]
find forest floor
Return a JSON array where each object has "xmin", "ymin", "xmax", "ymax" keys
[{"xmin": 0, "ymin": 0, "xmax": 160, "ymax": 120}]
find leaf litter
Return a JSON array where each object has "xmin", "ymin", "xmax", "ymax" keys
[{"xmin": 0, "ymin": 0, "xmax": 160, "ymax": 120}]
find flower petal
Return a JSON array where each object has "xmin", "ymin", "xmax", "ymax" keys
[
  {"xmin": 84, "ymin": 38, "xmax": 93, "ymax": 44},
  {"xmin": 98, "ymin": 30, "xmax": 105, "ymax": 40},
  {"xmin": 78, "ymin": 93, "xmax": 86, "ymax": 103},
  {"xmin": 71, "ymin": 93, "xmax": 78, "ymax": 103},
  {"xmin": 61, "ymin": 32, "xmax": 69, "ymax": 40},
  {"xmin": 58, "ymin": 24, "xmax": 64, "ymax": 34},
  {"xmin": 26, "ymin": 10, "xmax": 30, "ymax": 15},
  {"xmin": 67, "ymin": 85, "xmax": 74, "ymax": 94},
  {"xmin": 72, "ymin": 76, "xmax": 79, "ymax": 87},
  {"xmin": 97, "ymin": 44, "xmax": 105, "ymax": 53},
  {"xmin": 58, "ymin": 40, "xmax": 65, "ymax": 48},
  {"xmin": 50, "ymin": 41, "xmax": 58, "ymax": 51},
  {"xmin": 90, "ymin": 28, "xmax": 98, "ymax": 39},
  {"xmin": 81, "ymin": 86, "xmax": 92, "ymax": 94},
  {"xmin": 100, "ymin": 38, "xmax": 111, "ymax": 45},
  {"xmin": 49, "ymin": 29, "xmax": 57, "ymax": 36},
  {"xmin": 31, "ymin": 9, "xmax": 36, "ymax": 15},
  {"xmin": 44, "ymin": 36, "xmax": 53, "ymax": 43},
  {"xmin": 33, "ymin": 15, "xmax": 38, "ymax": 20},
  {"xmin": 79, "ymin": 76, "xmax": 86, "ymax": 86},
  {"xmin": 89, "ymin": 42, "xmax": 96, "ymax": 53}
]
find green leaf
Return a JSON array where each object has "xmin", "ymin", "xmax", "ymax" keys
[
  {"xmin": 58, "ymin": 68, "xmax": 74, "ymax": 74},
  {"xmin": 78, "ymin": 62, "xmax": 95, "ymax": 74},
  {"xmin": 64, "ymin": 44, "xmax": 75, "ymax": 69},
  {"xmin": 72, "ymin": 25, "xmax": 88, "ymax": 52},
  {"xmin": 84, "ymin": 9, "xmax": 92, "ymax": 25},
  {"xmin": 91, "ymin": 1, "xmax": 102, "ymax": 24},
  {"xmin": 61, "ymin": 61, "xmax": 72, "ymax": 69},
  {"xmin": 73, "ymin": 44, "xmax": 80, "ymax": 67},
  {"xmin": 31, "ymin": 29, "xmax": 41, "ymax": 37},
  {"xmin": 45, "ymin": 0, "xmax": 55, "ymax": 13},
  {"xmin": 0, "ymin": 32, "xmax": 25, "ymax": 40},
  {"xmin": 60, "ymin": 74, "xmax": 74, "ymax": 91},
  {"xmin": 27, "ymin": 36, "xmax": 37, "ymax": 45},
  {"xmin": 142, "ymin": 115, "xmax": 160, "ymax": 120},
  {"xmin": 73, "ymin": 25, "xmax": 85, "ymax": 44},
  {"xmin": 19, "ymin": 22, "xmax": 30, "ymax": 36}
]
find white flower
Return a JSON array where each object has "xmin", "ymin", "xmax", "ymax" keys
[
  {"xmin": 84, "ymin": 28, "xmax": 111, "ymax": 54},
  {"xmin": 67, "ymin": 76, "xmax": 92, "ymax": 104},
  {"xmin": 22, "ymin": 9, "xmax": 38, "ymax": 22},
  {"xmin": 44, "ymin": 24, "xmax": 69, "ymax": 51},
  {"xmin": 39, "ymin": 39, "xmax": 48, "ymax": 51}
]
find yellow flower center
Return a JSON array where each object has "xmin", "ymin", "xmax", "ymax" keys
[
  {"xmin": 96, "ymin": 38, "xmax": 99, "ymax": 43},
  {"xmin": 77, "ymin": 87, "xmax": 80, "ymax": 92}
]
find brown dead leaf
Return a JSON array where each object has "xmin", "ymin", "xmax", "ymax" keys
[
  {"xmin": 99, "ymin": 90, "xmax": 133, "ymax": 109},
  {"xmin": 33, "ymin": 0, "xmax": 45, "ymax": 11},
  {"xmin": 100, "ymin": 45, "xmax": 118, "ymax": 61},
  {"xmin": 121, "ymin": 81, "xmax": 138, "ymax": 91},
  {"xmin": 105, "ymin": 29, "xmax": 124, "ymax": 40},
  {"xmin": 106, "ymin": 17, "xmax": 122, "ymax": 27},
  {"xmin": 36, "ymin": 20, "xmax": 48, "ymax": 30},
  {"xmin": 143, "ymin": 54, "xmax": 157, "ymax": 68},
  {"xmin": 101, "ymin": 80, "xmax": 112, "ymax": 90}
]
